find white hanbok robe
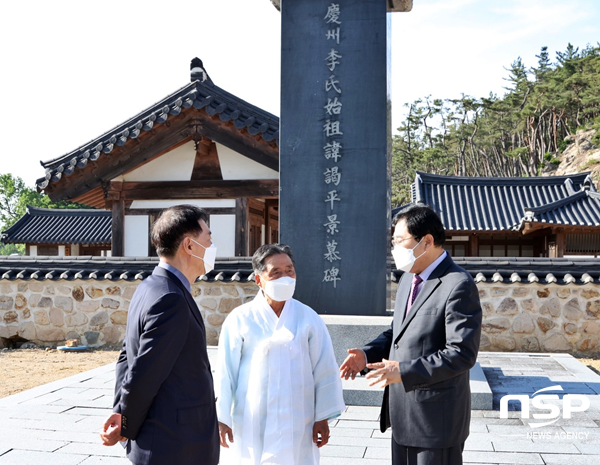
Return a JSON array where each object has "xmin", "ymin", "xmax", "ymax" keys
[{"xmin": 216, "ymin": 291, "xmax": 345, "ymax": 465}]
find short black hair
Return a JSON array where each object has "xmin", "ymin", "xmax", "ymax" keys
[
  {"xmin": 252, "ymin": 244, "xmax": 295, "ymax": 273},
  {"xmin": 151, "ymin": 205, "xmax": 209, "ymax": 258},
  {"xmin": 392, "ymin": 204, "xmax": 446, "ymax": 246}
]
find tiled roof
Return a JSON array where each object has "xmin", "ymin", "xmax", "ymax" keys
[
  {"xmin": 0, "ymin": 256, "xmax": 597, "ymax": 285},
  {"xmin": 519, "ymin": 189, "xmax": 600, "ymax": 228},
  {"xmin": 412, "ymin": 171, "xmax": 598, "ymax": 231},
  {"xmin": 392, "ymin": 257, "xmax": 600, "ymax": 285},
  {"xmin": 36, "ymin": 79, "xmax": 279, "ymax": 191},
  {"xmin": 1, "ymin": 207, "xmax": 111, "ymax": 245},
  {"xmin": 0, "ymin": 257, "xmax": 255, "ymax": 283}
]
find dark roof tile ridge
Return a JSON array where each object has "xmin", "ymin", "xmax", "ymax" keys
[
  {"xmin": 0, "ymin": 256, "xmax": 256, "ymax": 282},
  {"xmin": 25, "ymin": 205, "xmax": 110, "ymax": 215},
  {"xmin": 0, "ymin": 256, "xmax": 252, "ymax": 265},
  {"xmin": 1, "ymin": 210, "xmax": 33, "ymax": 236},
  {"xmin": 584, "ymin": 173, "xmax": 598, "ymax": 193},
  {"xmin": 564, "ymin": 177, "xmax": 576, "ymax": 195},
  {"xmin": 525, "ymin": 190, "xmax": 588, "ymax": 214},
  {"xmin": 589, "ymin": 191, "xmax": 600, "ymax": 200},
  {"xmin": 202, "ymin": 82, "xmax": 279, "ymax": 123},
  {"xmin": 416, "ymin": 171, "xmax": 593, "ymax": 187},
  {"xmin": 40, "ymin": 82, "xmax": 198, "ymax": 170}
]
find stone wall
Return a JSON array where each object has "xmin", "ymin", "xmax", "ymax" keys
[
  {"xmin": 0, "ymin": 280, "xmax": 259, "ymax": 348},
  {"xmin": 477, "ymin": 283, "xmax": 600, "ymax": 355},
  {"xmin": 390, "ymin": 281, "xmax": 600, "ymax": 356},
  {"xmin": 2, "ymin": 279, "xmax": 600, "ymax": 355}
]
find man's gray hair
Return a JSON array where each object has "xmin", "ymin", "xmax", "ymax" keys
[{"xmin": 252, "ymin": 244, "xmax": 295, "ymax": 273}]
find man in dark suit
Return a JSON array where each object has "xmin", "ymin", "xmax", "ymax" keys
[
  {"xmin": 340, "ymin": 204, "xmax": 482, "ymax": 465},
  {"xmin": 100, "ymin": 205, "xmax": 220, "ymax": 465}
]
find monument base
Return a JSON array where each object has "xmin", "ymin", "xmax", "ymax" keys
[
  {"xmin": 322, "ymin": 315, "xmax": 493, "ymax": 409},
  {"xmin": 321, "ymin": 314, "xmax": 393, "ymax": 367}
]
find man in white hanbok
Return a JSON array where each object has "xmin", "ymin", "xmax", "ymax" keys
[{"xmin": 216, "ymin": 244, "xmax": 345, "ymax": 465}]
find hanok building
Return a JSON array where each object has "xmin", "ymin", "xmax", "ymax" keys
[
  {"xmin": 409, "ymin": 171, "xmax": 600, "ymax": 258},
  {"xmin": 1, "ymin": 206, "xmax": 111, "ymax": 257},
  {"xmin": 35, "ymin": 58, "xmax": 280, "ymax": 258}
]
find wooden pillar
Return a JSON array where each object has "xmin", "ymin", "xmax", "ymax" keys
[
  {"xmin": 556, "ymin": 229, "xmax": 566, "ymax": 258},
  {"xmin": 263, "ymin": 199, "xmax": 276, "ymax": 245},
  {"xmin": 111, "ymin": 199, "xmax": 124, "ymax": 257},
  {"xmin": 106, "ymin": 181, "xmax": 125, "ymax": 257},
  {"xmin": 263, "ymin": 200, "xmax": 270, "ymax": 246},
  {"xmin": 235, "ymin": 198, "xmax": 248, "ymax": 257},
  {"xmin": 468, "ymin": 234, "xmax": 479, "ymax": 257}
]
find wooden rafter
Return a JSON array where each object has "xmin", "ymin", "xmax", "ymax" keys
[
  {"xmin": 111, "ymin": 180, "xmax": 279, "ymax": 200},
  {"xmin": 124, "ymin": 207, "xmax": 236, "ymax": 216},
  {"xmin": 72, "ymin": 186, "xmax": 106, "ymax": 209}
]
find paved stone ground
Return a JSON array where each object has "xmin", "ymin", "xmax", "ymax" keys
[{"xmin": 0, "ymin": 352, "xmax": 599, "ymax": 464}]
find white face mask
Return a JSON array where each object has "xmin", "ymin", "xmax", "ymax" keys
[
  {"xmin": 392, "ymin": 238, "xmax": 425, "ymax": 273},
  {"xmin": 189, "ymin": 238, "xmax": 217, "ymax": 273},
  {"xmin": 261, "ymin": 276, "xmax": 296, "ymax": 302}
]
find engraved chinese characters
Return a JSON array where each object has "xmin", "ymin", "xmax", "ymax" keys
[
  {"xmin": 280, "ymin": 0, "xmax": 389, "ymax": 315},
  {"xmin": 323, "ymin": 3, "xmax": 343, "ymax": 288}
]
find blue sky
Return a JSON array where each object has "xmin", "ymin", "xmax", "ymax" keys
[{"xmin": 0, "ymin": 0, "xmax": 598, "ymax": 187}]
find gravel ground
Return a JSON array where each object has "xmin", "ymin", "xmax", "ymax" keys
[{"xmin": 0, "ymin": 347, "xmax": 119, "ymax": 398}]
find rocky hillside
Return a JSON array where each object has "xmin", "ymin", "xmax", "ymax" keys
[{"xmin": 546, "ymin": 129, "xmax": 600, "ymax": 183}]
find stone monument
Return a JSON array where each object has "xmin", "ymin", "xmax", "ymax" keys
[{"xmin": 279, "ymin": 0, "xmax": 412, "ymax": 315}]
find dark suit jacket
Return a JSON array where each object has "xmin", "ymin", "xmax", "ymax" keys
[
  {"xmin": 363, "ymin": 254, "xmax": 482, "ymax": 449},
  {"xmin": 113, "ymin": 266, "xmax": 219, "ymax": 465}
]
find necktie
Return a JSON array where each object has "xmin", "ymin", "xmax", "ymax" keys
[{"xmin": 406, "ymin": 274, "xmax": 423, "ymax": 317}]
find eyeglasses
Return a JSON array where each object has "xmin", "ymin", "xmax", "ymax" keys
[{"xmin": 391, "ymin": 236, "xmax": 414, "ymax": 247}]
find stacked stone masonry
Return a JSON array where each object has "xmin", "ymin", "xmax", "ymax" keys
[
  {"xmin": 1, "ymin": 280, "xmax": 599, "ymax": 355},
  {"xmin": 389, "ymin": 281, "xmax": 600, "ymax": 356},
  {"xmin": 477, "ymin": 283, "xmax": 600, "ymax": 356},
  {"xmin": 0, "ymin": 280, "xmax": 259, "ymax": 348}
]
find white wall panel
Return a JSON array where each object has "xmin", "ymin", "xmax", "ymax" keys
[
  {"xmin": 122, "ymin": 141, "xmax": 196, "ymax": 182},
  {"xmin": 130, "ymin": 199, "xmax": 236, "ymax": 209},
  {"xmin": 209, "ymin": 215, "xmax": 236, "ymax": 257},
  {"xmin": 70, "ymin": 244, "xmax": 80, "ymax": 256},
  {"xmin": 216, "ymin": 143, "xmax": 278, "ymax": 180},
  {"xmin": 124, "ymin": 215, "xmax": 149, "ymax": 257}
]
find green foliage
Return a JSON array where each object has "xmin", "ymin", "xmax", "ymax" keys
[
  {"xmin": 0, "ymin": 173, "xmax": 90, "ymax": 240},
  {"xmin": 506, "ymin": 147, "xmax": 529, "ymax": 160},
  {"xmin": 558, "ymin": 139, "xmax": 569, "ymax": 152},
  {"xmin": 0, "ymin": 243, "xmax": 25, "ymax": 256},
  {"xmin": 593, "ymin": 130, "xmax": 600, "ymax": 148},
  {"xmin": 537, "ymin": 162, "xmax": 545, "ymax": 176},
  {"xmin": 392, "ymin": 43, "xmax": 600, "ymax": 199},
  {"xmin": 590, "ymin": 116, "xmax": 600, "ymax": 147},
  {"xmin": 543, "ymin": 153, "xmax": 561, "ymax": 164},
  {"xmin": 0, "ymin": 173, "xmax": 27, "ymax": 230}
]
